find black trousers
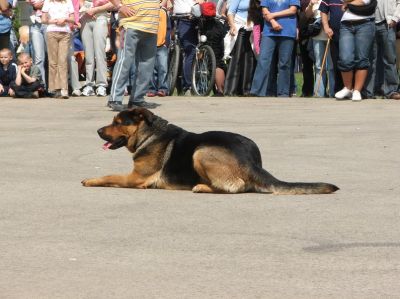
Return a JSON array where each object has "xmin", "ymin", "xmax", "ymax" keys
[
  {"xmin": 10, "ymin": 81, "xmax": 41, "ymax": 97},
  {"xmin": 224, "ymin": 29, "xmax": 256, "ymax": 96}
]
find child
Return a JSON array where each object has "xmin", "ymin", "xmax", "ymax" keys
[
  {"xmin": 0, "ymin": 48, "xmax": 17, "ymax": 97},
  {"xmin": 10, "ymin": 53, "xmax": 44, "ymax": 98},
  {"xmin": 146, "ymin": 3, "xmax": 170, "ymax": 97},
  {"xmin": 41, "ymin": 0, "xmax": 75, "ymax": 99}
]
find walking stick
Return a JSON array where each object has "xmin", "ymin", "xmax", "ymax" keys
[{"xmin": 314, "ymin": 38, "xmax": 331, "ymax": 97}]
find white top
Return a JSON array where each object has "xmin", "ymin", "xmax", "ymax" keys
[
  {"xmin": 173, "ymin": 0, "xmax": 196, "ymax": 14},
  {"xmin": 311, "ymin": 0, "xmax": 328, "ymax": 40},
  {"xmin": 42, "ymin": 0, "xmax": 74, "ymax": 33},
  {"xmin": 341, "ymin": 0, "xmax": 375, "ymax": 21}
]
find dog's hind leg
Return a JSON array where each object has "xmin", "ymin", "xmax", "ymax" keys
[{"xmin": 193, "ymin": 147, "xmax": 249, "ymax": 193}]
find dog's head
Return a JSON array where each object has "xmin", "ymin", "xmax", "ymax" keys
[{"xmin": 97, "ymin": 108, "xmax": 155, "ymax": 150}]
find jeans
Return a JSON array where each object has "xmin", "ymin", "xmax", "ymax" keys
[
  {"xmin": 109, "ymin": 28, "xmax": 157, "ymax": 104},
  {"xmin": 313, "ymin": 39, "xmax": 335, "ymax": 97},
  {"xmin": 148, "ymin": 45, "xmax": 169, "ymax": 93},
  {"xmin": 250, "ymin": 36, "xmax": 295, "ymax": 97},
  {"xmin": 338, "ymin": 20, "xmax": 375, "ymax": 71},
  {"xmin": 30, "ymin": 23, "xmax": 47, "ymax": 88},
  {"xmin": 178, "ymin": 19, "xmax": 197, "ymax": 90},
  {"xmin": 364, "ymin": 22, "xmax": 398, "ymax": 97}
]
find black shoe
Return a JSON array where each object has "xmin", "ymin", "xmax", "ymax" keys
[
  {"xmin": 212, "ymin": 91, "xmax": 224, "ymax": 97},
  {"xmin": 108, "ymin": 102, "xmax": 126, "ymax": 111},
  {"xmin": 127, "ymin": 101, "xmax": 160, "ymax": 109}
]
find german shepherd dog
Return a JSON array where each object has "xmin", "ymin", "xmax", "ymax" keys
[{"xmin": 82, "ymin": 108, "xmax": 339, "ymax": 194}]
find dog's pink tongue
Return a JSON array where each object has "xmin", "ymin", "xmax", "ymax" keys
[{"xmin": 102, "ymin": 142, "xmax": 112, "ymax": 150}]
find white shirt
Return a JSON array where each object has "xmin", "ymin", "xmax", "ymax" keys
[{"xmin": 42, "ymin": 0, "xmax": 74, "ymax": 32}]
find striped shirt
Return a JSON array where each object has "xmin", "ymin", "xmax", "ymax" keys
[{"xmin": 119, "ymin": 0, "xmax": 160, "ymax": 34}]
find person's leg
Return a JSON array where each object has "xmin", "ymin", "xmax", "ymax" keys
[
  {"xmin": 178, "ymin": 20, "xmax": 198, "ymax": 91},
  {"xmin": 30, "ymin": 23, "xmax": 47, "ymax": 89},
  {"xmin": 299, "ymin": 38, "xmax": 314, "ymax": 96},
  {"xmin": 81, "ymin": 19, "xmax": 96, "ymax": 89},
  {"xmin": 108, "ymin": 29, "xmax": 138, "ymax": 105},
  {"xmin": 330, "ymin": 35, "xmax": 343, "ymax": 92},
  {"xmin": 325, "ymin": 44, "xmax": 335, "ymax": 98},
  {"xmin": 93, "ymin": 16, "xmax": 109, "ymax": 91},
  {"xmin": 130, "ymin": 31, "xmax": 157, "ymax": 104},
  {"xmin": 156, "ymin": 45, "xmax": 169, "ymax": 94},
  {"xmin": 46, "ymin": 31, "xmax": 58, "ymax": 92},
  {"xmin": 69, "ymin": 30, "xmax": 81, "ymax": 94},
  {"xmin": 363, "ymin": 33, "xmax": 377, "ymax": 99},
  {"xmin": 336, "ymin": 23, "xmax": 355, "ymax": 98},
  {"xmin": 376, "ymin": 23, "xmax": 399, "ymax": 97},
  {"xmin": 276, "ymin": 37, "xmax": 295, "ymax": 97},
  {"xmin": 250, "ymin": 35, "xmax": 276, "ymax": 96},
  {"xmin": 58, "ymin": 32, "xmax": 71, "ymax": 93},
  {"xmin": 313, "ymin": 39, "xmax": 327, "ymax": 97},
  {"xmin": 353, "ymin": 21, "xmax": 375, "ymax": 93}
]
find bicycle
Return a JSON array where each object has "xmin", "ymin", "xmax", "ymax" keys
[{"xmin": 168, "ymin": 14, "xmax": 216, "ymax": 96}]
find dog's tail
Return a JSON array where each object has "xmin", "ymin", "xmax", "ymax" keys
[{"xmin": 252, "ymin": 166, "xmax": 339, "ymax": 195}]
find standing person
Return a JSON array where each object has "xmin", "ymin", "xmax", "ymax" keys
[
  {"xmin": 319, "ymin": 0, "xmax": 344, "ymax": 93},
  {"xmin": 27, "ymin": 0, "xmax": 48, "ymax": 91},
  {"xmin": 146, "ymin": 3, "xmax": 170, "ymax": 97},
  {"xmin": 224, "ymin": 0, "xmax": 256, "ymax": 96},
  {"xmin": 41, "ymin": 0, "xmax": 75, "ymax": 98},
  {"xmin": 305, "ymin": 0, "xmax": 335, "ymax": 97},
  {"xmin": 80, "ymin": 0, "xmax": 114, "ymax": 97},
  {"xmin": 364, "ymin": 0, "xmax": 400, "ymax": 100},
  {"xmin": 250, "ymin": 0, "xmax": 299, "ymax": 97},
  {"xmin": 0, "ymin": 48, "xmax": 17, "ymax": 96},
  {"xmin": 171, "ymin": 0, "xmax": 201, "ymax": 96},
  {"xmin": 334, "ymin": 0, "xmax": 376, "ymax": 101},
  {"xmin": 0, "ymin": 0, "xmax": 12, "ymax": 50},
  {"xmin": 107, "ymin": 0, "xmax": 160, "ymax": 111},
  {"xmin": 298, "ymin": 0, "xmax": 315, "ymax": 97}
]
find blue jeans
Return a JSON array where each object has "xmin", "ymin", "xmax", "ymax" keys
[
  {"xmin": 313, "ymin": 39, "xmax": 335, "ymax": 97},
  {"xmin": 30, "ymin": 23, "xmax": 47, "ymax": 88},
  {"xmin": 364, "ymin": 22, "xmax": 398, "ymax": 97},
  {"xmin": 178, "ymin": 20, "xmax": 197, "ymax": 90},
  {"xmin": 338, "ymin": 20, "xmax": 375, "ymax": 71},
  {"xmin": 250, "ymin": 36, "xmax": 295, "ymax": 97},
  {"xmin": 109, "ymin": 28, "xmax": 157, "ymax": 104},
  {"xmin": 148, "ymin": 45, "xmax": 169, "ymax": 93}
]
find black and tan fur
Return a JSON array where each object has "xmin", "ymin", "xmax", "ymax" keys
[{"xmin": 82, "ymin": 108, "xmax": 339, "ymax": 194}]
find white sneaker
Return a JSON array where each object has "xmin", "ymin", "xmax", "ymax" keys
[
  {"xmin": 82, "ymin": 86, "xmax": 95, "ymax": 96},
  {"xmin": 72, "ymin": 89, "xmax": 81, "ymax": 96},
  {"xmin": 335, "ymin": 87, "xmax": 352, "ymax": 100},
  {"xmin": 352, "ymin": 90, "xmax": 362, "ymax": 101},
  {"xmin": 96, "ymin": 86, "xmax": 107, "ymax": 97},
  {"xmin": 183, "ymin": 89, "xmax": 192, "ymax": 96},
  {"xmin": 61, "ymin": 89, "xmax": 69, "ymax": 99}
]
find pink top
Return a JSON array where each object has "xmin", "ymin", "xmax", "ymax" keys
[{"xmin": 253, "ymin": 24, "xmax": 261, "ymax": 55}]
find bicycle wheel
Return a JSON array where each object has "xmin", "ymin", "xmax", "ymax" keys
[
  {"xmin": 167, "ymin": 42, "xmax": 181, "ymax": 96},
  {"xmin": 191, "ymin": 45, "xmax": 216, "ymax": 96}
]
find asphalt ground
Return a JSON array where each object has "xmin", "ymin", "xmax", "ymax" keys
[{"xmin": 1, "ymin": 96, "xmax": 400, "ymax": 298}]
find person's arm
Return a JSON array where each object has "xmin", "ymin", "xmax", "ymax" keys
[
  {"xmin": 15, "ymin": 65, "xmax": 23, "ymax": 86},
  {"xmin": 262, "ymin": 7, "xmax": 283, "ymax": 30},
  {"xmin": 86, "ymin": 1, "xmax": 115, "ymax": 17},
  {"xmin": 227, "ymin": 0, "xmax": 240, "ymax": 35},
  {"xmin": 320, "ymin": 11, "xmax": 333, "ymax": 38},
  {"xmin": 305, "ymin": 0, "xmax": 319, "ymax": 18},
  {"xmin": 107, "ymin": 0, "xmax": 135, "ymax": 17},
  {"xmin": 264, "ymin": 5, "xmax": 297, "ymax": 20},
  {"xmin": 0, "ymin": 0, "xmax": 9, "ymax": 11},
  {"xmin": 20, "ymin": 67, "xmax": 38, "ymax": 84}
]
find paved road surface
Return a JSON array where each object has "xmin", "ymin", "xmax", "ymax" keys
[{"xmin": 1, "ymin": 96, "xmax": 399, "ymax": 298}]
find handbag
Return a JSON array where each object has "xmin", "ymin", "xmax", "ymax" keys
[
  {"xmin": 300, "ymin": 18, "xmax": 322, "ymax": 38},
  {"xmin": 347, "ymin": 0, "xmax": 377, "ymax": 16}
]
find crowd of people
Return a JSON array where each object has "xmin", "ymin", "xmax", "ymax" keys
[{"xmin": 0, "ymin": 0, "xmax": 399, "ymax": 109}]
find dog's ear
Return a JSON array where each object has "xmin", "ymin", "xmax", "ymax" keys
[{"xmin": 136, "ymin": 108, "xmax": 155, "ymax": 126}]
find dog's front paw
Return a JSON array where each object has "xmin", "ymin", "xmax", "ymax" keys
[{"xmin": 81, "ymin": 178, "xmax": 98, "ymax": 187}]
